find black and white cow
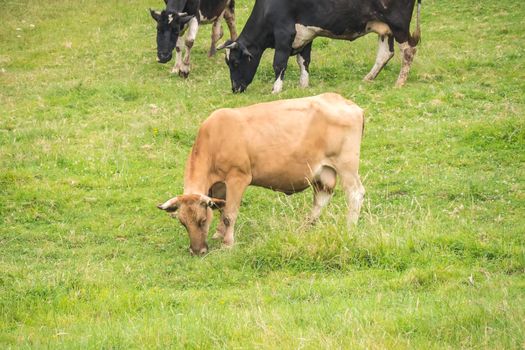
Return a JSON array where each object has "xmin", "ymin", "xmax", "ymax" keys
[
  {"xmin": 218, "ymin": 0, "xmax": 421, "ymax": 93},
  {"xmin": 150, "ymin": 0, "xmax": 237, "ymax": 78}
]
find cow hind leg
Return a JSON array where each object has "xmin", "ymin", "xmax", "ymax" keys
[
  {"xmin": 223, "ymin": 1, "xmax": 238, "ymax": 40},
  {"xmin": 395, "ymin": 41, "xmax": 417, "ymax": 87},
  {"xmin": 364, "ymin": 35, "xmax": 394, "ymax": 81},
  {"xmin": 336, "ymin": 134, "xmax": 365, "ymax": 226},
  {"xmin": 296, "ymin": 42, "xmax": 312, "ymax": 88},
  {"xmin": 340, "ymin": 172, "xmax": 365, "ymax": 226},
  {"xmin": 307, "ymin": 166, "xmax": 336, "ymax": 224},
  {"xmin": 208, "ymin": 16, "xmax": 224, "ymax": 57}
]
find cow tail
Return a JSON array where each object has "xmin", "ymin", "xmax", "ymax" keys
[
  {"xmin": 361, "ymin": 111, "xmax": 365, "ymax": 138},
  {"xmin": 408, "ymin": 0, "xmax": 421, "ymax": 47}
]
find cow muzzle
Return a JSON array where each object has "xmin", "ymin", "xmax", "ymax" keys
[
  {"xmin": 232, "ymin": 84, "xmax": 246, "ymax": 93},
  {"xmin": 189, "ymin": 244, "xmax": 208, "ymax": 256},
  {"xmin": 157, "ymin": 53, "xmax": 173, "ymax": 64}
]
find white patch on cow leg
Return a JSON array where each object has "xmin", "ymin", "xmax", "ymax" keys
[
  {"xmin": 296, "ymin": 54, "xmax": 309, "ymax": 88},
  {"xmin": 179, "ymin": 17, "xmax": 199, "ymax": 78},
  {"xmin": 171, "ymin": 36, "xmax": 184, "ymax": 74},
  {"xmin": 308, "ymin": 191, "xmax": 332, "ymax": 224},
  {"xmin": 272, "ymin": 70, "xmax": 284, "ymax": 94},
  {"xmin": 364, "ymin": 35, "xmax": 394, "ymax": 81},
  {"xmin": 347, "ymin": 188, "xmax": 364, "ymax": 225},
  {"xmin": 345, "ymin": 176, "xmax": 365, "ymax": 226},
  {"xmin": 396, "ymin": 41, "xmax": 417, "ymax": 87}
]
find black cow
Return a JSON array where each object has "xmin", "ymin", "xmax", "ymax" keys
[
  {"xmin": 150, "ymin": 0, "xmax": 237, "ymax": 78},
  {"xmin": 218, "ymin": 0, "xmax": 421, "ymax": 93}
]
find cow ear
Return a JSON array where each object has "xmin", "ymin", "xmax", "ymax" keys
[
  {"xmin": 150, "ymin": 9, "xmax": 161, "ymax": 22},
  {"xmin": 208, "ymin": 198, "xmax": 226, "ymax": 210},
  {"xmin": 157, "ymin": 197, "xmax": 180, "ymax": 212},
  {"xmin": 242, "ymin": 47, "xmax": 253, "ymax": 61}
]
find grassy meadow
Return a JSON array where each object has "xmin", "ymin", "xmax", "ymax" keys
[{"xmin": 1, "ymin": 0, "xmax": 524, "ymax": 348}]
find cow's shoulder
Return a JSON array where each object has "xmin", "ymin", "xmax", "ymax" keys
[
  {"xmin": 198, "ymin": 108, "xmax": 246, "ymax": 142},
  {"xmin": 203, "ymin": 108, "xmax": 242, "ymax": 127},
  {"xmin": 312, "ymin": 93, "xmax": 364, "ymax": 127}
]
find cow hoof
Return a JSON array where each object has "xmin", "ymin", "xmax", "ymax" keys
[
  {"xmin": 222, "ymin": 238, "xmax": 234, "ymax": 247},
  {"xmin": 179, "ymin": 70, "xmax": 190, "ymax": 79},
  {"xmin": 395, "ymin": 80, "xmax": 406, "ymax": 88},
  {"xmin": 208, "ymin": 49, "xmax": 216, "ymax": 57},
  {"xmin": 363, "ymin": 75, "xmax": 374, "ymax": 82},
  {"xmin": 299, "ymin": 76, "xmax": 309, "ymax": 88}
]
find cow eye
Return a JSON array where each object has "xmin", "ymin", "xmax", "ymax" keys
[{"xmin": 198, "ymin": 218, "xmax": 206, "ymax": 227}]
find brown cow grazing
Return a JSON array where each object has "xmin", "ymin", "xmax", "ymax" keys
[{"xmin": 158, "ymin": 93, "xmax": 365, "ymax": 255}]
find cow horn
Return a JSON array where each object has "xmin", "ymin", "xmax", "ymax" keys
[
  {"xmin": 178, "ymin": 12, "xmax": 188, "ymax": 16},
  {"xmin": 158, "ymin": 197, "xmax": 180, "ymax": 212},
  {"xmin": 149, "ymin": 8, "xmax": 162, "ymax": 21},
  {"xmin": 217, "ymin": 40, "xmax": 238, "ymax": 50}
]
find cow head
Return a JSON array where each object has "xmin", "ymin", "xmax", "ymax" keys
[
  {"xmin": 150, "ymin": 9, "xmax": 194, "ymax": 63},
  {"xmin": 157, "ymin": 194, "xmax": 226, "ymax": 255},
  {"xmin": 218, "ymin": 40, "xmax": 260, "ymax": 93}
]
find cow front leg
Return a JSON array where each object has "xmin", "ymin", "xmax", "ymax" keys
[
  {"xmin": 296, "ymin": 42, "xmax": 312, "ymax": 88},
  {"xmin": 364, "ymin": 35, "xmax": 394, "ymax": 81},
  {"xmin": 223, "ymin": 2, "xmax": 238, "ymax": 40},
  {"xmin": 221, "ymin": 176, "xmax": 250, "ymax": 247},
  {"xmin": 395, "ymin": 41, "xmax": 417, "ymax": 87},
  {"xmin": 208, "ymin": 16, "xmax": 224, "ymax": 57},
  {"xmin": 272, "ymin": 49, "xmax": 291, "ymax": 94},
  {"xmin": 179, "ymin": 17, "xmax": 199, "ymax": 78},
  {"xmin": 170, "ymin": 36, "xmax": 184, "ymax": 74}
]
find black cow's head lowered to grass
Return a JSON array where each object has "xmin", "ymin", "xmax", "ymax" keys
[
  {"xmin": 150, "ymin": 9, "xmax": 193, "ymax": 64},
  {"xmin": 218, "ymin": 40, "xmax": 261, "ymax": 93}
]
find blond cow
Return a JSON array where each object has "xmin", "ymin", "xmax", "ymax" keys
[{"xmin": 158, "ymin": 93, "xmax": 365, "ymax": 255}]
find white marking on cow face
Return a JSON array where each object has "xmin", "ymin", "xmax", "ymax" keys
[
  {"xmin": 292, "ymin": 24, "xmax": 322, "ymax": 49},
  {"xmin": 168, "ymin": 14, "xmax": 174, "ymax": 24},
  {"xmin": 225, "ymin": 48, "xmax": 230, "ymax": 60},
  {"xmin": 296, "ymin": 54, "xmax": 309, "ymax": 88},
  {"xmin": 365, "ymin": 21, "xmax": 392, "ymax": 36}
]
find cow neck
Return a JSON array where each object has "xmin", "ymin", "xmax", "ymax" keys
[
  {"xmin": 182, "ymin": 141, "xmax": 211, "ymax": 195},
  {"xmin": 237, "ymin": 1, "xmax": 268, "ymax": 55},
  {"xmin": 165, "ymin": 0, "xmax": 186, "ymax": 13}
]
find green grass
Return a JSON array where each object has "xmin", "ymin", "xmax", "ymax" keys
[{"xmin": 1, "ymin": 0, "xmax": 524, "ymax": 348}]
